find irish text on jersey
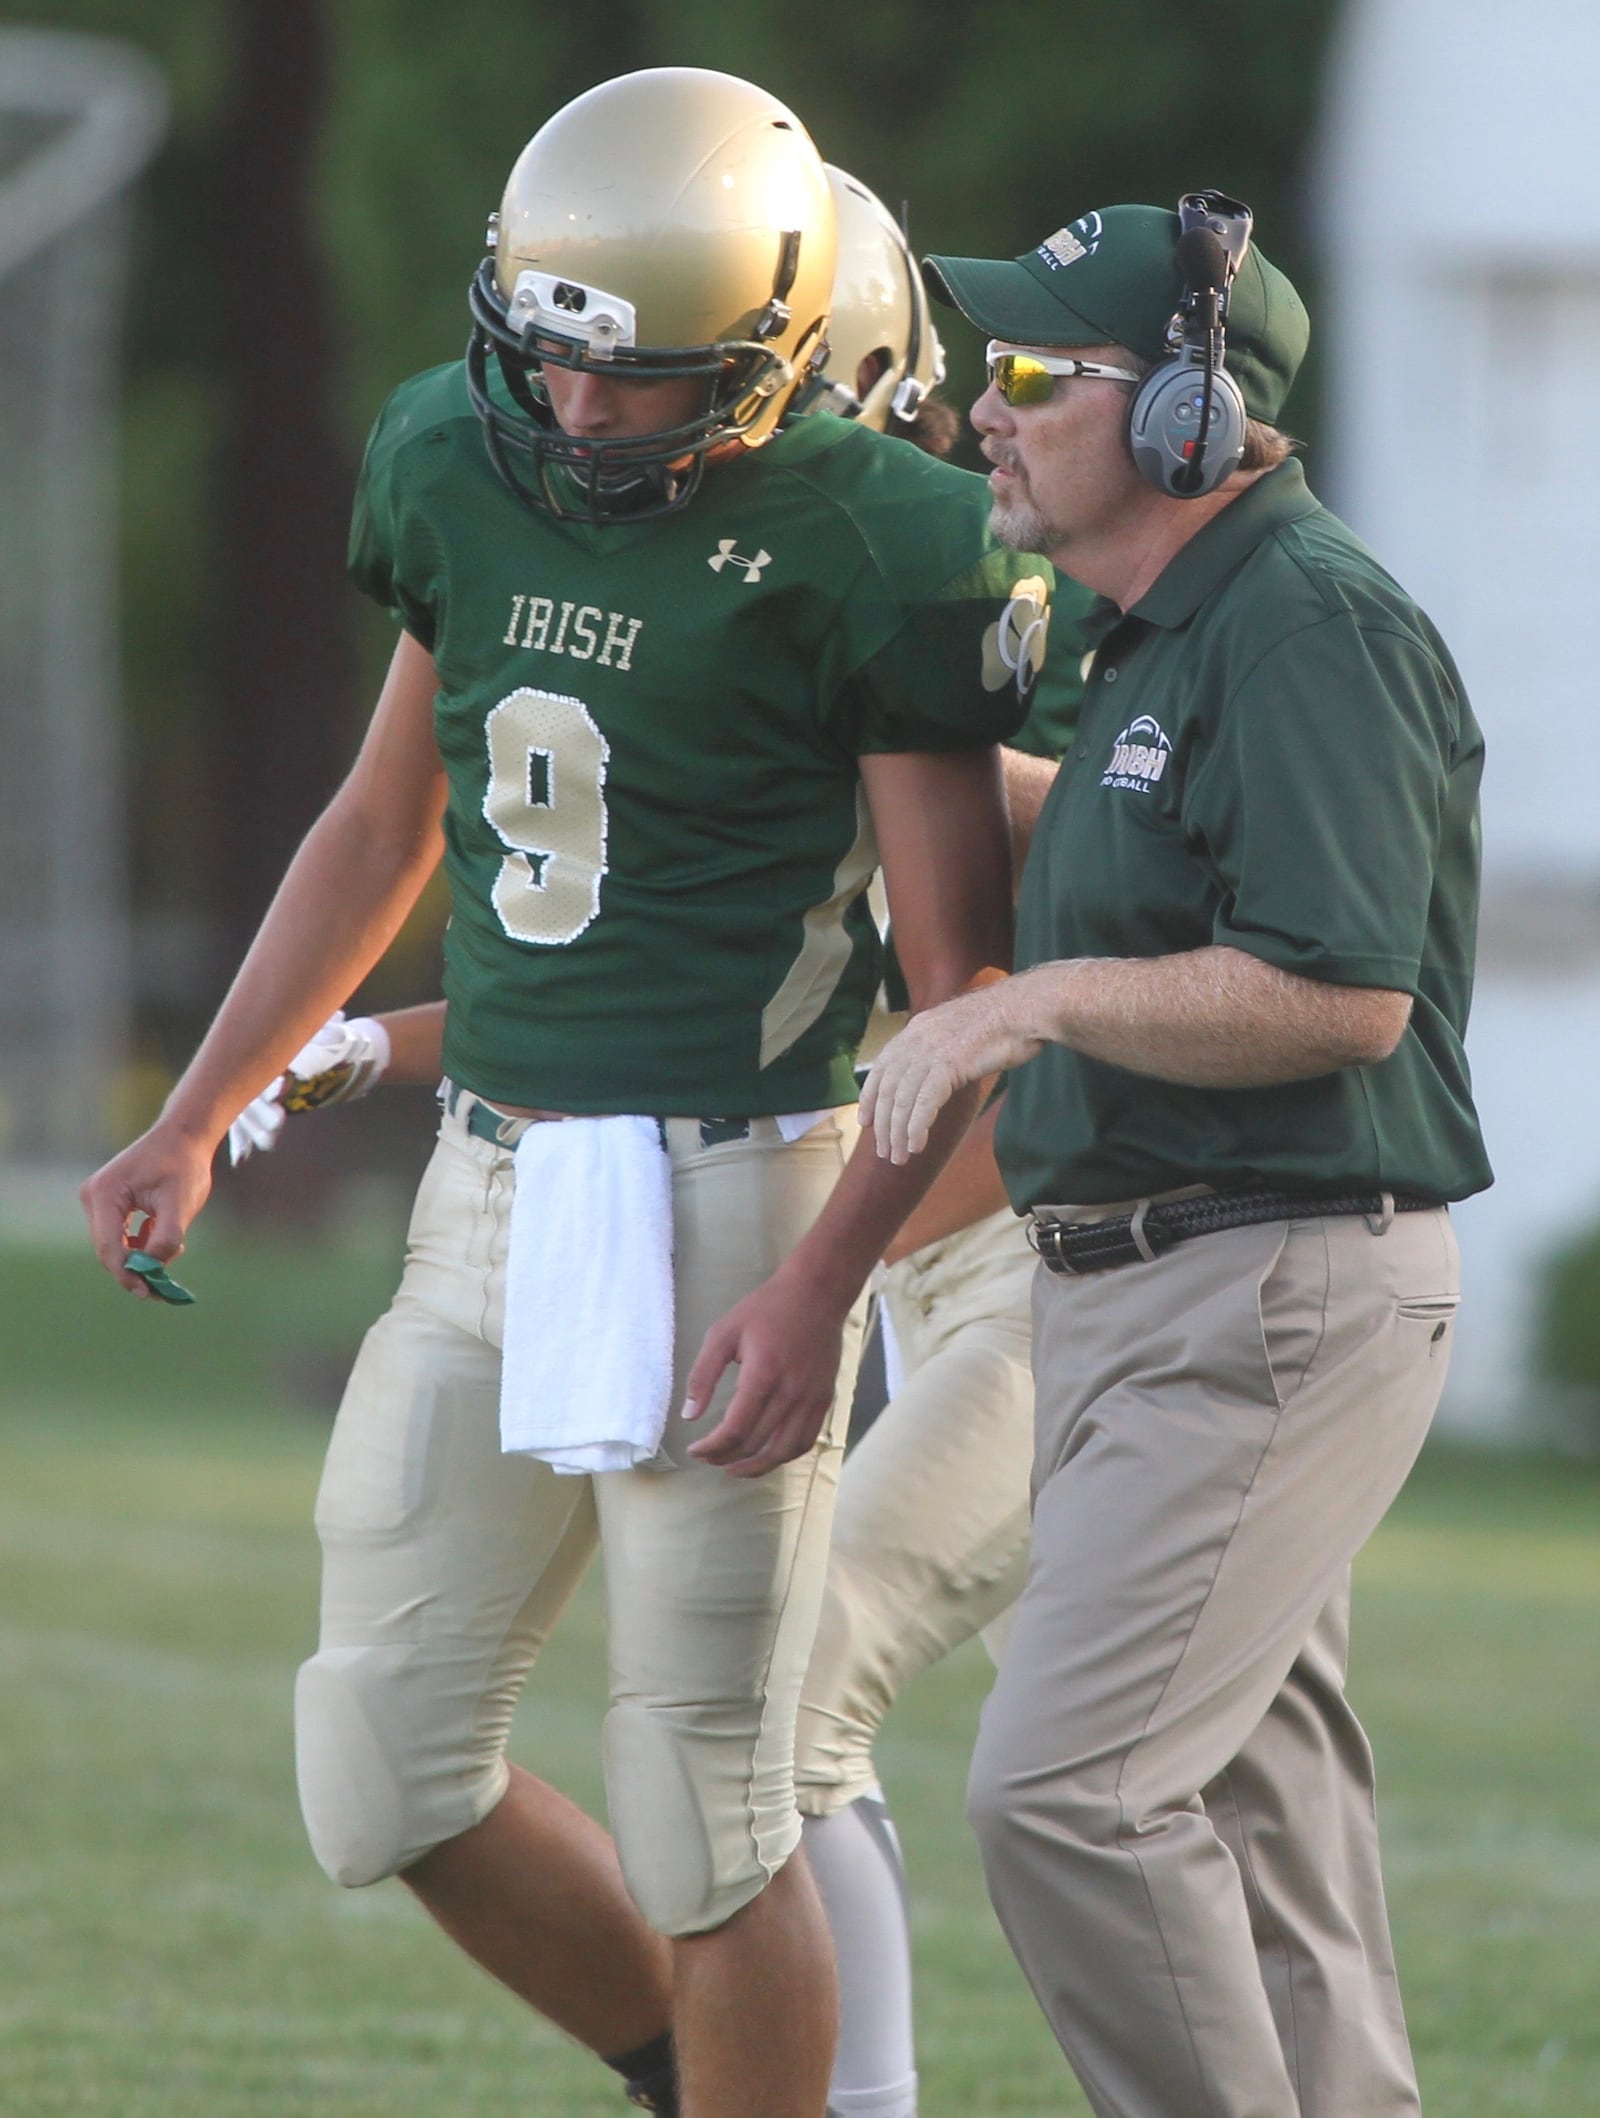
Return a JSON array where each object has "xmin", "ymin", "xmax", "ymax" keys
[{"xmin": 502, "ymin": 595, "xmax": 644, "ymax": 671}]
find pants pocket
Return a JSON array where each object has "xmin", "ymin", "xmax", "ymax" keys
[
  {"xmin": 1395, "ymin": 1293, "xmax": 1461, "ymax": 1322},
  {"xmin": 1396, "ymin": 1289, "xmax": 1459, "ymax": 1356}
]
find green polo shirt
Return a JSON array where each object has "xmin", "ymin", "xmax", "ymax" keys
[{"xmin": 996, "ymin": 459, "xmax": 1492, "ymax": 1209}]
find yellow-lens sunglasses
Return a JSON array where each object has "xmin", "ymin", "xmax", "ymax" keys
[{"xmin": 984, "ymin": 340, "xmax": 1143, "ymax": 406}]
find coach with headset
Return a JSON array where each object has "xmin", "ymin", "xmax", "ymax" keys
[{"xmin": 861, "ymin": 198, "xmax": 1491, "ymax": 2117}]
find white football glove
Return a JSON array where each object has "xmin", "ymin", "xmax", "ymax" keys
[{"xmin": 226, "ymin": 1011, "xmax": 392, "ymax": 1166}]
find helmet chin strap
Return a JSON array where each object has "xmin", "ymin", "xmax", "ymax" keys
[
  {"xmin": 562, "ymin": 452, "xmax": 680, "ymax": 517},
  {"xmin": 586, "ymin": 433, "xmax": 747, "ymax": 515},
  {"xmin": 567, "ymin": 428, "xmax": 747, "ymax": 521}
]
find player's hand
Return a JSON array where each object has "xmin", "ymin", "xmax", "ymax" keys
[
  {"xmin": 80, "ymin": 1123, "xmax": 216, "ymax": 1296},
  {"xmin": 860, "ymin": 974, "xmax": 1045, "ymax": 1164},
  {"xmin": 228, "ymin": 1088, "xmax": 287, "ymax": 1164},
  {"xmin": 226, "ymin": 1011, "xmax": 393, "ymax": 1165},
  {"xmin": 682, "ymin": 1268, "xmax": 849, "ymax": 1478}
]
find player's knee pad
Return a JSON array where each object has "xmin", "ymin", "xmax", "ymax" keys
[
  {"xmin": 602, "ymin": 1697, "xmax": 798, "ymax": 1936},
  {"xmin": 294, "ymin": 1646, "xmax": 504, "ymax": 1888}
]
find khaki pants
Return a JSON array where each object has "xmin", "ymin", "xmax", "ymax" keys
[
  {"xmin": 795, "ymin": 1206, "xmax": 1035, "ymax": 1814},
  {"xmin": 294, "ymin": 1097, "xmax": 863, "ymax": 1936},
  {"xmin": 968, "ymin": 1206, "xmax": 1458, "ymax": 2118}
]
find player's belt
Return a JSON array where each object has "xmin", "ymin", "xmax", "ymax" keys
[
  {"xmin": 1028, "ymin": 1188, "xmax": 1441, "ymax": 1277},
  {"xmin": 445, "ymin": 1082, "xmax": 750, "ymax": 1155}
]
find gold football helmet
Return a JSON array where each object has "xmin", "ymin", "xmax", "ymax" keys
[
  {"xmin": 467, "ymin": 67, "xmax": 836, "ymax": 521},
  {"xmin": 796, "ymin": 167, "xmax": 946, "ymax": 433}
]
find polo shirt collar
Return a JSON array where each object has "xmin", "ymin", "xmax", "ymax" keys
[{"xmin": 1127, "ymin": 459, "xmax": 1321, "ymax": 630}]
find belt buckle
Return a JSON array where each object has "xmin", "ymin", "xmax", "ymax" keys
[
  {"xmin": 1027, "ymin": 1216, "xmax": 1082, "ymax": 1275},
  {"xmin": 698, "ymin": 1116, "xmax": 752, "ymax": 1150},
  {"xmin": 452, "ymin": 1089, "xmax": 533, "ymax": 1151}
]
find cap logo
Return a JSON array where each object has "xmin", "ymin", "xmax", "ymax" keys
[{"xmin": 1037, "ymin": 212, "xmax": 1103, "ymax": 273}]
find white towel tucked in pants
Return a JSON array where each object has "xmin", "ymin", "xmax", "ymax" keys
[{"xmin": 500, "ymin": 1114, "xmax": 675, "ymax": 1473}]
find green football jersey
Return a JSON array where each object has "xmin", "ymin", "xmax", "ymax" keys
[
  {"xmin": 350, "ymin": 362, "xmax": 1048, "ymax": 1114},
  {"xmin": 875, "ymin": 571, "xmax": 1096, "ymax": 1015},
  {"xmin": 1010, "ymin": 573, "xmax": 1099, "ymax": 762}
]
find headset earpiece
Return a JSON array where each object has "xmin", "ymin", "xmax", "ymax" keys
[
  {"xmin": 1128, "ymin": 191, "xmax": 1253, "ymax": 499},
  {"xmin": 1127, "ymin": 346, "xmax": 1246, "ymax": 499}
]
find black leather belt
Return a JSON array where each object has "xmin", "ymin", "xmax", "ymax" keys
[{"xmin": 1029, "ymin": 1188, "xmax": 1439, "ymax": 1276}]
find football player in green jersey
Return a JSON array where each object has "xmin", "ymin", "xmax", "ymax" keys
[
  {"xmin": 83, "ymin": 71, "xmax": 1049, "ymax": 2118},
  {"xmin": 221, "ymin": 161, "xmax": 1091, "ymax": 2118}
]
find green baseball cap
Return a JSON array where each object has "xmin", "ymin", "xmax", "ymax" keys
[{"xmin": 924, "ymin": 204, "xmax": 1309, "ymax": 424}]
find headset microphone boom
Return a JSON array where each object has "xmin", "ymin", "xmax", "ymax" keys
[{"xmin": 1128, "ymin": 189, "xmax": 1253, "ymax": 498}]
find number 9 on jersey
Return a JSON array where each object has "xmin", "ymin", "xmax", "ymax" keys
[{"xmin": 482, "ymin": 687, "xmax": 611, "ymax": 946}]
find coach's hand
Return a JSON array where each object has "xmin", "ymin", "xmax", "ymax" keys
[
  {"xmin": 81, "ymin": 1123, "xmax": 216, "ymax": 1297},
  {"xmin": 861, "ymin": 973, "xmax": 1045, "ymax": 1164},
  {"xmin": 682, "ymin": 1265, "xmax": 849, "ymax": 1477}
]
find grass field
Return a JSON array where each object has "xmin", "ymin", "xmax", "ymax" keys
[{"xmin": 2, "ymin": 1216, "xmax": 1598, "ymax": 2116}]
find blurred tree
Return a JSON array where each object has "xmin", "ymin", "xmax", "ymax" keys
[
  {"xmin": 324, "ymin": 1, "xmax": 649, "ymax": 438},
  {"xmin": 207, "ymin": 0, "xmax": 353, "ymax": 957}
]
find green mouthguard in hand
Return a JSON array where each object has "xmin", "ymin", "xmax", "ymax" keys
[{"xmin": 123, "ymin": 1249, "xmax": 197, "ymax": 1305}]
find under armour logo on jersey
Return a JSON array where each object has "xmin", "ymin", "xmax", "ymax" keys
[{"xmin": 707, "ymin": 539, "xmax": 772, "ymax": 584}]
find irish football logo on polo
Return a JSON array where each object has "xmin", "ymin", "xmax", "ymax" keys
[{"xmin": 1102, "ymin": 716, "xmax": 1172, "ymax": 793}]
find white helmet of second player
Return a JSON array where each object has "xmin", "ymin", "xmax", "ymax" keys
[{"xmin": 806, "ymin": 166, "xmax": 947, "ymax": 433}]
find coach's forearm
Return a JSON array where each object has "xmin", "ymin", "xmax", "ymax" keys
[{"xmin": 1009, "ymin": 944, "xmax": 1412, "ymax": 1086}]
